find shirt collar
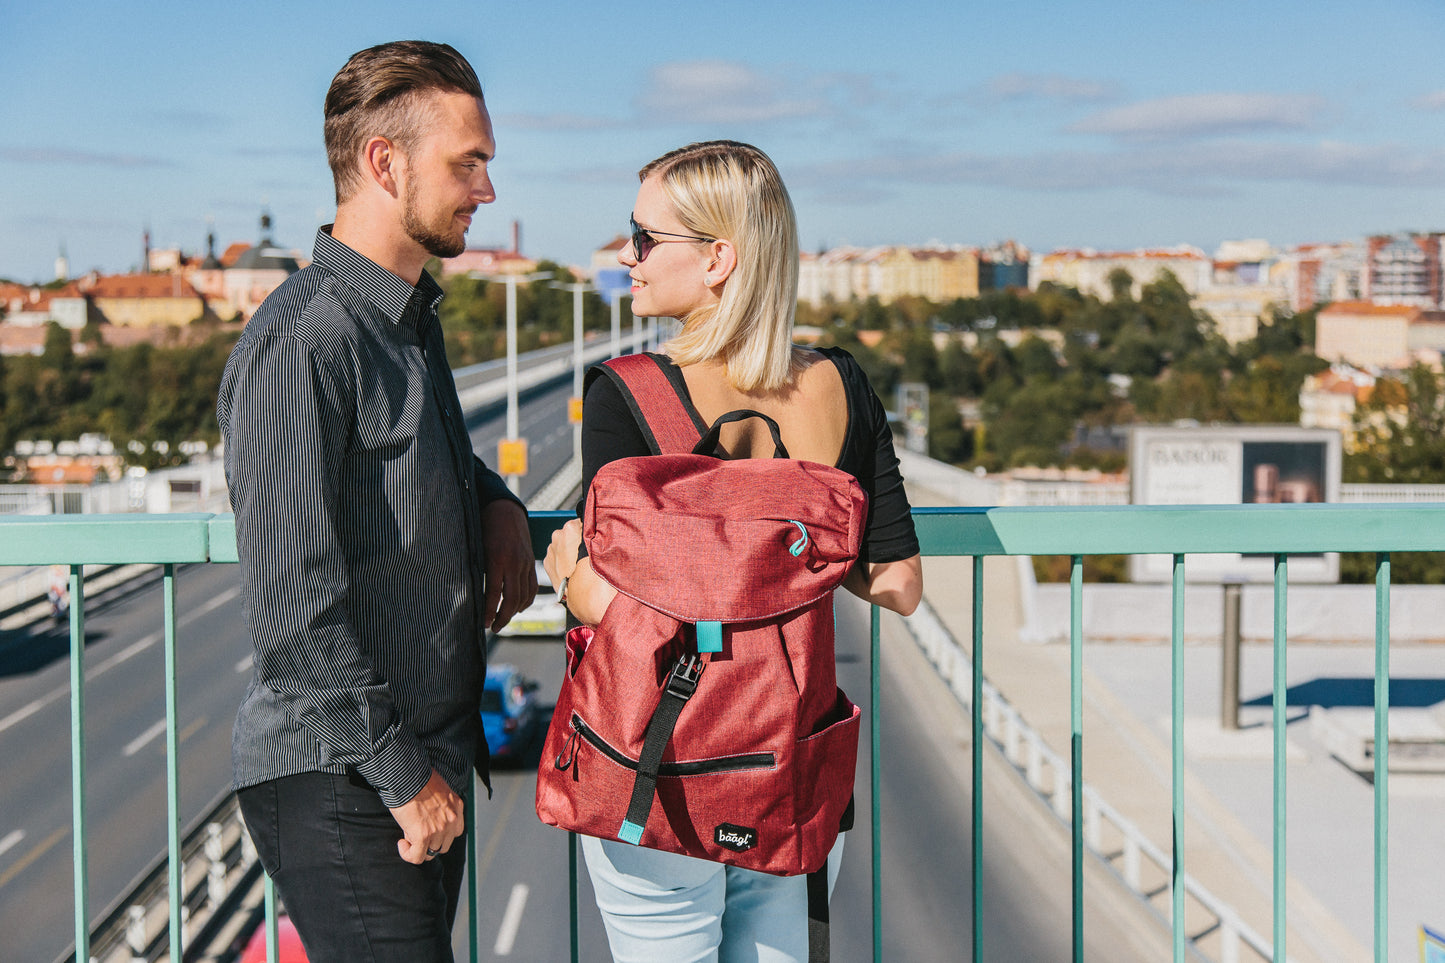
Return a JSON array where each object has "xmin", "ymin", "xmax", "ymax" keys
[{"xmin": 311, "ymin": 226, "xmax": 444, "ymax": 330}]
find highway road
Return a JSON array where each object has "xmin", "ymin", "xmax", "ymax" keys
[
  {"xmin": 457, "ymin": 596, "xmax": 1163, "ymax": 962},
  {"xmin": 0, "ymin": 377, "xmax": 574, "ymax": 963},
  {"xmin": 0, "ymin": 358, "xmax": 1163, "ymax": 961}
]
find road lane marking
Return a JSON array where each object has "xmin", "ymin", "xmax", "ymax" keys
[
  {"xmin": 0, "ymin": 830, "xmax": 23, "ymax": 858},
  {"xmin": 493, "ymin": 883, "xmax": 529, "ymax": 955},
  {"xmin": 0, "ymin": 698, "xmax": 48, "ymax": 735},
  {"xmin": 235, "ymin": 654, "xmax": 252, "ymax": 674},
  {"xmin": 0, "ymin": 825, "xmax": 66, "ymax": 889},
  {"xmin": 178, "ymin": 715, "xmax": 207, "ymax": 745},
  {"xmin": 123, "ymin": 719, "xmax": 168, "ymax": 757},
  {"xmin": 0, "ymin": 584, "xmax": 242, "ymax": 736},
  {"xmin": 472, "ymin": 774, "xmax": 525, "ymax": 885}
]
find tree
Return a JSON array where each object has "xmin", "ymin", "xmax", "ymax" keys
[
  {"xmin": 1107, "ymin": 267, "xmax": 1134, "ymax": 303},
  {"xmin": 927, "ymin": 393, "xmax": 973, "ymax": 464},
  {"xmin": 1346, "ymin": 364, "xmax": 1445, "ymax": 483},
  {"xmin": 938, "ymin": 338, "xmax": 981, "ymax": 397}
]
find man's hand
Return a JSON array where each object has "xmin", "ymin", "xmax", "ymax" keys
[
  {"xmin": 480, "ymin": 500, "xmax": 538, "ymax": 633},
  {"xmin": 389, "ymin": 769, "xmax": 464, "ymax": 864}
]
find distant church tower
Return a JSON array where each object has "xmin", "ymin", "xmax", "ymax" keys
[
  {"xmin": 143, "ymin": 227, "xmax": 152, "ymax": 273},
  {"xmin": 55, "ymin": 243, "xmax": 69, "ymax": 282}
]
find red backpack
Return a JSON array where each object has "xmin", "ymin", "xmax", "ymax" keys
[{"xmin": 535, "ymin": 353, "xmax": 866, "ymax": 876}]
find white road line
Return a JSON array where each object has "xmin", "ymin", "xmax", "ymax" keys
[
  {"xmin": 0, "ymin": 830, "xmax": 23, "ymax": 858},
  {"xmin": 492, "ymin": 883, "xmax": 529, "ymax": 956},
  {"xmin": 123, "ymin": 719, "xmax": 168, "ymax": 757},
  {"xmin": 0, "ymin": 699, "xmax": 48, "ymax": 736},
  {"xmin": 0, "ymin": 584, "xmax": 243, "ymax": 737},
  {"xmin": 234, "ymin": 654, "xmax": 253, "ymax": 674}
]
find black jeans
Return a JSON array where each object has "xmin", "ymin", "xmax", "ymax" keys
[{"xmin": 237, "ymin": 770, "xmax": 468, "ymax": 963}]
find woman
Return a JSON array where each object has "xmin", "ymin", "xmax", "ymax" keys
[{"xmin": 544, "ymin": 140, "xmax": 922, "ymax": 962}]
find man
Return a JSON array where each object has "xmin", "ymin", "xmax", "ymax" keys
[{"xmin": 217, "ymin": 41, "xmax": 537, "ymax": 961}]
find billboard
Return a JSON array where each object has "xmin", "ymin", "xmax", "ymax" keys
[{"xmin": 1129, "ymin": 425, "xmax": 1341, "ymax": 583}]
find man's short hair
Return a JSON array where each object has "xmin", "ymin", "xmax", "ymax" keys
[{"xmin": 324, "ymin": 41, "xmax": 484, "ymax": 204}]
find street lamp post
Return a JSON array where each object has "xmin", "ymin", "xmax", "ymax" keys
[
  {"xmin": 472, "ymin": 270, "xmax": 551, "ymax": 494},
  {"xmin": 609, "ymin": 294, "xmax": 626, "ymax": 360},
  {"xmin": 551, "ymin": 280, "xmax": 594, "ymax": 462}
]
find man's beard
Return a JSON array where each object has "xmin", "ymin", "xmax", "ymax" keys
[{"xmin": 402, "ymin": 180, "xmax": 468, "ymax": 259}]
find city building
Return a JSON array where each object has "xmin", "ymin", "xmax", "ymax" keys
[
  {"xmin": 1030, "ymin": 246, "xmax": 1211, "ymax": 300},
  {"xmin": 222, "ymin": 213, "xmax": 303, "ymax": 321},
  {"xmin": 797, "ymin": 244, "xmax": 983, "ymax": 306},
  {"xmin": 1277, "ymin": 241, "xmax": 1364, "ymax": 312},
  {"xmin": 88, "ymin": 272, "xmax": 215, "ymax": 327},
  {"xmin": 1314, "ymin": 301, "xmax": 1445, "ymax": 370},
  {"xmin": 0, "ymin": 282, "xmax": 93, "ymax": 329},
  {"xmin": 1363, "ymin": 232, "xmax": 1442, "ymax": 308},
  {"xmin": 589, "ymin": 236, "xmax": 632, "ymax": 305},
  {"xmin": 1298, "ymin": 364, "xmax": 1376, "ymax": 451},
  {"xmin": 1195, "ymin": 240, "xmax": 1289, "ymax": 344},
  {"xmin": 439, "ymin": 219, "xmax": 537, "ymax": 278}
]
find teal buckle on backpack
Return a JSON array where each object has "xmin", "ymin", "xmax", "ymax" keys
[
  {"xmin": 697, "ymin": 620, "xmax": 722, "ymax": 654},
  {"xmin": 787, "ymin": 520, "xmax": 809, "ymax": 557},
  {"xmin": 618, "ymin": 820, "xmax": 645, "ymax": 845}
]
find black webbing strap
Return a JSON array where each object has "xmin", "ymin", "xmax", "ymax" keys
[
  {"xmin": 617, "ymin": 654, "xmax": 704, "ymax": 844},
  {"xmin": 807, "ymin": 865, "xmax": 831, "ymax": 962}
]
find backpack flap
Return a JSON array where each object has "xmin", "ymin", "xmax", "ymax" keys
[{"xmin": 584, "ymin": 453, "xmax": 867, "ymax": 623}]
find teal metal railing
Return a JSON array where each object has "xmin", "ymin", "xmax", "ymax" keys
[{"xmin": 4, "ymin": 502, "xmax": 1438, "ymax": 962}]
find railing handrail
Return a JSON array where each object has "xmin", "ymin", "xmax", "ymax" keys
[
  {"xmin": 7, "ymin": 503, "xmax": 1439, "ymax": 963},
  {"xmin": 6, "ymin": 501, "xmax": 1445, "ymax": 568}
]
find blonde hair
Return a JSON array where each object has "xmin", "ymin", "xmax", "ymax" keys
[
  {"xmin": 640, "ymin": 141, "xmax": 805, "ymax": 392},
  {"xmin": 324, "ymin": 41, "xmax": 484, "ymax": 204}
]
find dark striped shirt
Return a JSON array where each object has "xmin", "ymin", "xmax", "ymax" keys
[{"xmin": 218, "ymin": 227, "xmax": 516, "ymax": 807}]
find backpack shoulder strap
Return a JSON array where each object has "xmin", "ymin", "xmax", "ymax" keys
[{"xmin": 592, "ymin": 353, "xmax": 702, "ymax": 455}]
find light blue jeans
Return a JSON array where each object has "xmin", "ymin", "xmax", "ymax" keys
[{"xmin": 580, "ymin": 834, "xmax": 845, "ymax": 963}]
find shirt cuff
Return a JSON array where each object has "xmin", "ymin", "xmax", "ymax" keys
[
  {"xmin": 353, "ymin": 730, "xmax": 432, "ymax": 808},
  {"xmin": 473, "ymin": 457, "xmax": 526, "ymax": 511}
]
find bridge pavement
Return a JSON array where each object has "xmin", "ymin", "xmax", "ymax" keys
[{"xmin": 904, "ymin": 478, "xmax": 1374, "ymax": 963}]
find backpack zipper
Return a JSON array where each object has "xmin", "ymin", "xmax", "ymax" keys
[{"xmin": 568, "ymin": 714, "xmax": 775, "ymax": 776}]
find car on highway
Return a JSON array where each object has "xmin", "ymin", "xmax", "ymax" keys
[
  {"xmin": 495, "ymin": 560, "xmax": 566, "ymax": 637},
  {"xmin": 481, "ymin": 663, "xmax": 542, "ymax": 763}
]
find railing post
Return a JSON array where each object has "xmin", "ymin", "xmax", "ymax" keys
[
  {"xmin": 1374, "ymin": 553, "xmax": 1391, "ymax": 962},
  {"xmin": 1272, "ymin": 554, "xmax": 1288, "ymax": 962},
  {"xmin": 206, "ymin": 823, "xmax": 226, "ymax": 909},
  {"xmin": 1069, "ymin": 555, "xmax": 1084, "ymax": 963},
  {"xmin": 1172, "ymin": 554, "xmax": 1186, "ymax": 962},
  {"xmin": 164, "ymin": 563, "xmax": 184, "ymax": 962},
  {"xmin": 69, "ymin": 564, "xmax": 90, "ymax": 963},
  {"xmin": 126, "ymin": 904, "xmax": 146, "ymax": 960},
  {"xmin": 970, "ymin": 555, "xmax": 983, "ymax": 963},
  {"xmin": 569, "ymin": 832, "xmax": 580, "ymax": 963},
  {"xmin": 870, "ymin": 603, "xmax": 883, "ymax": 963},
  {"xmin": 1221, "ymin": 580, "xmax": 1242, "ymax": 731},
  {"xmin": 466, "ymin": 779, "xmax": 478, "ymax": 963}
]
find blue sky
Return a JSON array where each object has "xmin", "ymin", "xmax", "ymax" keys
[{"xmin": 1, "ymin": 0, "xmax": 1441, "ymax": 284}]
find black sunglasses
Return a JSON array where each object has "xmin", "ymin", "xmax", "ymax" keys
[{"xmin": 629, "ymin": 215, "xmax": 714, "ymax": 261}]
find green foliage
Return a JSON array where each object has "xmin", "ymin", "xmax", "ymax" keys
[
  {"xmin": 927, "ymin": 392, "xmax": 973, "ymax": 464},
  {"xmin": 1345, "ymin": 364, "xmax": 1445, "ymax": 483},
  {"xmin": 1, "ymin": 328, "xmax": 240, "ymax": 469},
  {"xmin": 433, "ymin": 263, "xmax": 610, "ymax": 367}
]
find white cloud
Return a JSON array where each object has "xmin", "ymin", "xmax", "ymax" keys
[
  {"xmin": 0, "ymin": 146, "xmax": 170, "ymax": 167},
  {"xmin": 495, "ymin": 112, "xmax": 619, "ymax": 132},
  {"xmin": 983, "ymin": 72, "xmax": 1120, "ymax": 104},
  {"xmin": 791, "ymin": 139, "xmax": 1445, "ymax": 199},
  {"xmin": 1071, "ymin": 93, "xmax": 1327, "ymax": 140},
  {"xmin": 1412, "ymin": 90, "xmax": 1445, "ymax": 112},
  {"xmin": 635, "ymin": 60, "xmax": 830, "ymax": 125}
]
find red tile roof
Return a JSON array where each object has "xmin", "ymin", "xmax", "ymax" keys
[{"xmin": 89, "ymin": 273, "xmax": 200, "ymax": 299}]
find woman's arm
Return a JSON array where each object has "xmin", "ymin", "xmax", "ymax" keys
[
  {"xmin": 843, "ymin": 554, "xmax": 923, "ymax": 616},
  {"xmin": 541, "ymin": 519, "xmax": 618, "ymax": 627}
]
